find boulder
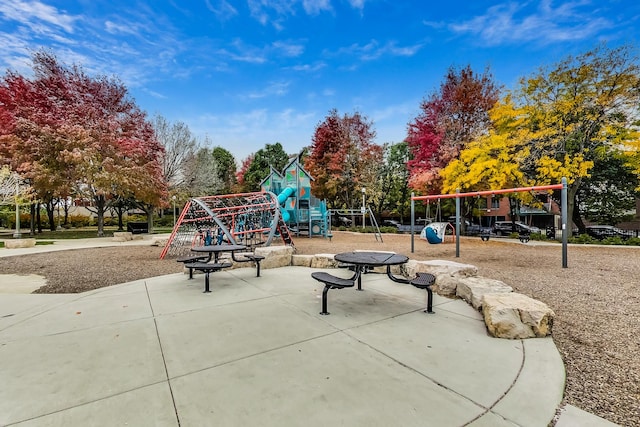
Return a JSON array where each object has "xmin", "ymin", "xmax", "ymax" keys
[
  {"xmin": 456, "ymin": 277, "xmax": 513, "ymax": 310},
  {"xmin": 254, "ymin": 245, "xmax": 294, "ymax": 269},
  {"xmin": 291, "ymin": 254, "xmax": 313, "ymax": 267},
  {"xmin": 151, "ymin": 238, "xmax": 169, "ymax": 247},
  {"xmin": 4, "ymin": 238, "xmax": 37, "ymax": 249},
  {"xmin": 482, "ymin": 293, "xmax": 555, "ymax": 339},
  {"xmin": 112, "ymin": 232, "xmax": 133, "ymax": 242},
  {"xmin": 431, "ymin": 274, "xmax": 460, "ymax": 297},
  {"xmin": 404, "ymin": 260, "xmax": 478, "ymax": 297},
  {"xmin": 310, "ymin": 253, "xmax": 339, "ymax": 269},
  {"xmin": 404, "ymin": 259, "xmax": 478, "ymax": 279}
]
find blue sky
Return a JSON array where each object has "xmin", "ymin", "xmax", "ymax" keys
[{"xmin": 1, "ymin": 1, "xmax": 639, "ymax": 164}]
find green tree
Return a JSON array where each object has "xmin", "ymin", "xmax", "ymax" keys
[
  {"xmin": 577, "ymin": 151, "xmax": 639, "ymax": 225},
  {"xmin": 211, "ymin": 146, "xmax": 237, "ymax": 194},
  {"xmin": 241, "ymin": 143, "xmax": 289, "ymax": 192},
  {"xmin": 377, "ymin": 142, "xmax": 411, "ymax": 222}
]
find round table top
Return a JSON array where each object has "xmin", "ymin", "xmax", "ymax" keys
[
  {"xmin": 334, "ymin": 251, "xmax": 408, "ymax": 266},
  {"xmin": 192, "ymin": 244, "xmax": 247, "ymax": 252}
]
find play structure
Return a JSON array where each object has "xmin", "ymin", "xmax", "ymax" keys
[
  {"xmin": 160, "ymin": 191, "xmax": 293, "ymax": 259},
  {"xmin": 260, "ymin": 157, "xmax": 331, "ymax": 238},
  {"xmin": 410, "ymin": 179, "xmax": 570, "ymax": 267}
]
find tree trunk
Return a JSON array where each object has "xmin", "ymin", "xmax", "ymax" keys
[
  {"xmin": 30, "ymin": 203, "xmax": 36, "ymax": 236},
  {"xmin": 567, "ymin": 179, "xmax": 581, "ymax": 233},
  {"xmin": 45, "ymin": 200, "xmax": 55, "ymax": 231},
  {"xmin": 94, "ymin": 194, "xmax": 106, "ymax": 237}
]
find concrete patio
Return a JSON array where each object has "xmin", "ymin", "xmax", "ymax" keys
[{"xmin": 0, "ymin": 263, "xmax": 571, "ymax": 426}]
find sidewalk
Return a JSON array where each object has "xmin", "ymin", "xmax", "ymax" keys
[{"xmin": 0, "ymin": 237, "xmax": 620, "ymax": 426}]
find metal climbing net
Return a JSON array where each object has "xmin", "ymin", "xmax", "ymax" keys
[{"xmin": 160, "ymin": 191, "xmax": 290, "ymax": 259}]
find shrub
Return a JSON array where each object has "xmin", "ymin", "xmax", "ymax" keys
[
  {"xmin": 625, "ymin": 237, "xmax": 640, "ymax": 246},
  {"xmin": 569, "ymin": 234, "xmax": 597, "ymax": 244},
  {"xmin": 67, "ymin": 214, "xmax": 92, "ymax": 228}
]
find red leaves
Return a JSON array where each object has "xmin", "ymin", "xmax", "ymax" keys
[
  {"xmin": 304, "ymin": 109, "xmax": 382, "ymax": 208},
  {"xmin": 0, "ymin": 50, "xmax": 166, "ymax": 208},
  {"xmin": 406, "ymin": 65, "xmax": 499, "ymax": 194}
]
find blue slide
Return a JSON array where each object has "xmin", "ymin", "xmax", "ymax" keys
[{"xmin": 277, "ymin": 187, "xmax": 295, "ymax": 222}]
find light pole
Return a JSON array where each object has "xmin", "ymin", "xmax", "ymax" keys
[
  {"xmin": 13, "ymin": 181, "xmax": 21, "ymax": 239},
  {"xmin": 56, "ymin": 198, "xmax": 62, "ymax": 231},
  {"xmin": 172, "ymin": 195, "xmax": 177, "ymax": 227},
  {"xmin": 361, "ymin": 187, "xmax": 366, "ymax": 229}
]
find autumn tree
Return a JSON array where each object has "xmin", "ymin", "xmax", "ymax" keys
[
  {"xmin": 511, "ymin": 44, "xmax": 640, "ymax": 230},
  {"xmin": 406, "ymin": 65, "xmax": 500, "ymax": 194},
  {"xmin": 304, "ymin": 109, "xmax": 382, "ymax": 209},
  {"xmin": 0, "ymin": 50, "xmax": 166, "ymax": 235}
]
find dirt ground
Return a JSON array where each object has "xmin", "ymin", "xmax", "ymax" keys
[{"xmin": 0, "ymin": 231, "xmax": 638, "ymax": 426}]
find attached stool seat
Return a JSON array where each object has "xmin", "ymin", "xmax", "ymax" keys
[
  {"xmin": 410, "ymin": 272, "xmax": 436, "ymax": 313},
  {"xmin": 311, "ymin": 272, "xmax": 355, "ymax": 315}
]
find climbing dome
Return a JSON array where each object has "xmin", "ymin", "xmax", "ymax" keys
[{"xmin": 160, "ymin": 191, "xmax": 293, "ymax": 259}]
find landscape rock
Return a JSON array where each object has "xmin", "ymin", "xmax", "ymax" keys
[
  {"xmin": 310, "ymin": 253, "xmax": 339, "ymax": 268},
  {"xmin": 291, "ymin": 254, "xmax": 313, "ymax": 267},
  {"xmin": 112, "ymin": 232, "xmax": 133, "ymax": 242},
  {"xmin": 255, "ymin": 245, "xmax": 294, "ymax": 269},
  {"xmin": 404, "ymin": 259, "xmax": 478, "ymax": 279},
  {"xmin": 4, "ymin": 239, "xmax": 37, "ymax": 249},
  {"xmin": 482, "ymin": 293, "xmax": 555, "ymax": 339},
  {"xmin": 430, "ymin": 274, "xmax": 460, "ymax": 297},
  {"xmin": 457, "ymin": 277, "xmax": 513, "ymax": 310}
]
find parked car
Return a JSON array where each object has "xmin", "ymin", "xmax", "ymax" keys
[
  {"xmin": 492, "ymin": 221, "xmax": 542, "ymax": 236},
  {"xmin": 382, "ymin": 220, "xmax": 402, "ymax": 228},
  {"xmin": 585, "ymin": 225, "xmax": 632, "ymax": 240}
]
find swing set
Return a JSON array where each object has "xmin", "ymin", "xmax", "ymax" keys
[{"xmin": 410, "ymin": 179, "xmax": 569, "ymax": 268}]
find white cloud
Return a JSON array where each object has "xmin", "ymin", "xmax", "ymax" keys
[
  {"xmin": 333, "ymin": 39, "xmax": 422, "ymax": 61},
  {"xmin": 205, "ymin": 0, "xmax": 238, "ymax": 21},
  {"xmin": 271, "ymin": 40, "xmax": 305, "ymax": 57},
  {"xmin": 0, "ymin": 0, "xmax": 77, "ymax": 33},
  {"xmin": 244, "ymin": 81, "xmax": 290, "ymax": 99},
  {"xmin": 302, "ymin": 0, "xmax": 332, "ymax": 15},
  {"xmin": 290, "ymin": 61, "xmax": 326, "ymax": 72},
  {"xmin": 449, "ymin": 1, "xmax": 613, "ymax": 45}
]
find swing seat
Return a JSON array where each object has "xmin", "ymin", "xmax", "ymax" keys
[
  {"xmin": 420, "ymin": 222, "xmax": 455, "ymax": 244},
  {"xmin": 425, "ymin": 227, "xmax": 442, "ymax": 244}
]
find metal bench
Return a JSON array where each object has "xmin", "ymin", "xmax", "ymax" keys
[
  {"xmin": 184, "ymin": 262, "xmax": 232, "ymax": 293},
  {"xmin": 231, "ymin": 252, "xmax": 265, "ymax": 277},
  {"xmin": 177, "ymin": 255, "xmax": 210, "ymax": 279},
  {"xmin": 311, "ymin": 272, "xmax": 355, "ymax": 315},
  {"xmin": 410, "ymin": 273, "xmax": 436, "ymax": 313}
]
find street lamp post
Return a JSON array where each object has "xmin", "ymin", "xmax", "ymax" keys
[
  {"xmin": 172, "ymin": 195, "xmax": 177, "ymax": 227},
  {"xmin": 56, "ymin": 199, "xmax": 62, "ymax": 231},
  {"xmin": 13, "ymin": 181, "xmax": 21, "ymax": 239},
  {"xmin": 361, "ymin": 187, "xmax": 366, "ymax": 229}
]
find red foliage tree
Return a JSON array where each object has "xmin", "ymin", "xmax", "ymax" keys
[
  {"xmin": 0, "ymin": 50, "xmax": 166, "ymax": 235},
  {"xmin": 407, "ymin": 65, "xmax": 500, "ymax": 193},
  {"xmin": 304, "ymin": 109, "xmax": 382, "ymax": 209}
]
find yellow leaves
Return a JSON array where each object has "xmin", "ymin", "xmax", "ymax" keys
[
  {"xmin": 535, "ymin": 154, "xmax": 592, "ymax": 184},
  {"xmin": 441, "ymin": 124, "xmax": 530, "ymax": 194}
]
